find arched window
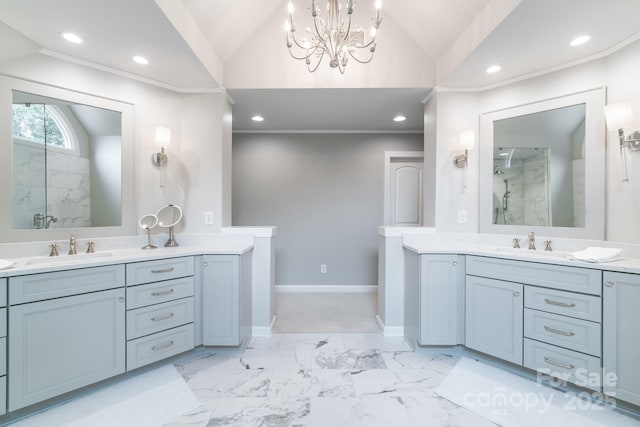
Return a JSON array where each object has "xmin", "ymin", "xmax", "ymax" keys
[{"xmin": 11, "ymin": 103, "xmax": 77, "ymax": 152}]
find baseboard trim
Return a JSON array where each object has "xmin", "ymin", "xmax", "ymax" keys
[
  {"xmin": 252, "ymin": 326, "xmax": 272, "ymax": 337},
  {"xmin": 375, "ymin": 315, "xmax": 405, "ymax": 337},
  {"xmin": 275, "ymin": 285, "xmax": 377, "ymax": 293},
  {"xmin": 252, "ymin": 315, "xmax": 277, "ymax": 337}
]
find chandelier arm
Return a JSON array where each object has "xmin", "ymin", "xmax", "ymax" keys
[
  {"xmin": 346, "ymin": 48, "xmax": 375, "ymax": 64},
  {"xmin": 307, "ymin": 51, "xmax": 326, "ymax": 73},
  {"xmin": 288, "ymin": 30, "xmax": 328, "ymax": 60},
  {"xmin": 311, "ymin": 16, "xmax": 336, "ymax": 61},
  {"xmin": 287, "ymin": 38, "xmax": 324, "ymax": 61},
  {"xmin": 342, "ymin": 14, "xmax": 353, "ymax": 44}
]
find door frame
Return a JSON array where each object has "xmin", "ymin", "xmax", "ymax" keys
[{"xmin": 384, "ymin": 151, "xmax": 424, "ymax": 226}]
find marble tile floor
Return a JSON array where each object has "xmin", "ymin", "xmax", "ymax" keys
[
  {"xmin": 11, "ymin": 332, "xmax": 640, "ymax": 426},
  {"xmin": 167, "ymin": 334, "xmax": 498, "ymax": 427}
]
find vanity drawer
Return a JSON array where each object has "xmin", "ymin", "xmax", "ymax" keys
[
  {"xmin": 466, "ymin": 256, "xmax": 602, "ymax": 295},
  {"xmin": 126, "ymin": 297, "xmax": 194, "ymax": 340},
  {"xmin": 524, "ymin": 339, "xmax": 601, "ymax": 391},
  {"xmin": 525, "ymin": 286, "xmax": 601, "ymax": 322},
  {"xmin": 126, "ymin": 277, "xmax": 194, "ymax": 309},
  {"xmin": 0, "ymin": 308, "xmax": 6, "ymax": 337},
  {"xmin": 0, "ymin": 278, "xmax": 6, "ymax": 307},
  {"xmin": 524, "ymin": 308, "xmax": 601, "ymax": 356},
  {"xmin": 9, "ymin": 265, "xmax": 125, "ymax": 304},
  {"xmin": 126, "ymin": 257, "xmax": 194, "ymax": 286},
  {"xmin": 127, "ymin": 323, "xmax": 194, "ymax": 371}
]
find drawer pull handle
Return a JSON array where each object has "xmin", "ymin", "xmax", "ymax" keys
[
  {"xmin": 544, "ymin": 357, "xmax": 575, "ymax": 370},
  {"xmin": 544, "ymin": 325, "xmax": 576, "ymax": 337},
  {"xmin": 544, "ymin": 299, "xmax": 576, "ymax": 308},
  {"xmin": 151, "ymin": 289, "xmax": 175, "ymax": 297},
  {"xmin": 151, "ymin": 340, "xmax": 174, "ymax": 351},
  {"xmin": 151, "ymin": 267, "xmax": 175, "ymax": 274},
  {"xmin": 151, "ymin": 312, "xmax": 175, "ymax": 322}
]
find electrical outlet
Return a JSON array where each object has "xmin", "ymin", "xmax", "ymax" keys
[
  {"xmin": 204, "ymin": 211, "xmax": 214, "ymax": 225},
  {"xmin": 320, "ymin": 264, "xmax": 327, "ymax": 274},
  {"xmin": 458, "ymin": 210, "xmax": 468, "ymax": 224}
]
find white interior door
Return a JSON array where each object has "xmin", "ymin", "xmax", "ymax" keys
[{"xmin": 385, "ymin": 152, "xmax": 424, "ymax": 226}]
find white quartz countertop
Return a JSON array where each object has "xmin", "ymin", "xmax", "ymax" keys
[
  {"xmin": 0, "ymin": 242, "xmax": 254, "ymax": 278},
  {"xmin": 403, "ymin": 241, "xmax": 640, "ymax": 275}
]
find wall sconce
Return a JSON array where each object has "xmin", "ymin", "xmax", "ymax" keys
[
  {"xmin": 454, "ymin": 129, "xmax": 475, "ymax": 168},
  {"xmin": 454, "ymin": 129, "xmax": 475, "ymax": 191},
  {"xmin": 604, "ymin": 101, "xmax": 640, "ymax": 182},
  {"xmin": 152, "ymin": 126, "xmax": 171, "ymax": 167}
]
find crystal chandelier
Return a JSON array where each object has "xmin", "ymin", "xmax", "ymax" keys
[{"xmin": 285, "ymin": 0, "xmax": 383, "ymax": 74}]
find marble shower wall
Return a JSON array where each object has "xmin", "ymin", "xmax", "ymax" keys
[
  {"xmin": 12, "ymin": 141, "xmax": 91, "ymax": 229},
  {"xmin": 492, "ymin": 157, "xmax": 549, "ymax": 226}
]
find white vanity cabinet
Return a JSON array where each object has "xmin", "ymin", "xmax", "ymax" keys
[
  {"xmin": 465, "ymin": 275, "xmax": 523, "ymax": 364},
  {"xmin": 465, "ymin": 255, "xmax": 603, "ymax": 385},
  {"xmin": 202, "ymin": 253, "xmax": 252, "ymax": 347},
  {"xmin": 603, "ymin": 271, "xmax": 640, "ymax": 406},
  {"xmin": 8, "ymin": 266, "xmax": 126, "ymax": 411},
  {"xmin": 404, "ymin": 252, "xmax": 464, "ymax": 348},
  {"xmin": 125, "ymin": 257, "xmax": 195, "ymax": 370}
]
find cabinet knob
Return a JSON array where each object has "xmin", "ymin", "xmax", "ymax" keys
[
  {"xmin": 203, "ymin": 261, "xmax": 209, "ymax": 267},
  {"xmin": 118, "ymin": 297, "xmax": 125, "ymax": 303},
  {"xmin": 513, "ymin": 291, "xmax": 520, "ymax": 297},
  {"xmin": 452, "ymin": 261, "xmax": 458, "ymax": 267},
  {"xmin": 605, "ymin": 281, "xmax": 615, "ymax": 288}
]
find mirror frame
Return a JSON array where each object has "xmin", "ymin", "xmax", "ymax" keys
[
  {"xmin": 0, "ymin": 76, "xmax": 135, "ymax": 243},
  {"xmin": 479, "ymin": 88, "xmax": 606, "ymax": 240}
]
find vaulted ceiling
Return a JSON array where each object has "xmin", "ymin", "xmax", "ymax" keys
[{"xmin": 1, "ymin": 0, "xmax": 640, "ymax": 131}]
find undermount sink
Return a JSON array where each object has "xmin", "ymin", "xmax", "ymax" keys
[
  {"xmin": 494, "ymin": 247, "xmax": 568, "ymax": 259},
  {"xmin": 25, "ymin": 252, "xmax": 114, "ymax": 265}
]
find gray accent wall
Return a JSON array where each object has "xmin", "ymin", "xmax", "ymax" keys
[{"xmin": 232, "ymin": 133, "xmax": 423, "ymax": 288}]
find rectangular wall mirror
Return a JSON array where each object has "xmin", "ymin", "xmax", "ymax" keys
[
  {"xmin": 480, "ymin": 88, "xmax": 606, "ymax": 240},
  {"xmin": 12, "ymin": 91, "xmax": 122, "ymax": 230},
  {"xmin": 0, "ymin": 77, "xmax": 135, "ymax": 243}
]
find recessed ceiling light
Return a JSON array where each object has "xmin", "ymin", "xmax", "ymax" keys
[
  {"xmin": 486, "ymin": 65, "xmax": 502, "ymax": 74},
  {"xmin": 61, "ymin": 32, "xmax": 83, "ymax": 44},
  {"xmin": 132, "ymin": 55, "xmax": 149, "ymax": 65},
  {"xmin": 499, "ymin": 152, "xmax": 509, "ymax": 156},
  {"xmin": 251, "ymin": 115, "xmax": 265, "ymax": 122},
  {"xmin": 393, "ymin": 115, "xmax": 407, "ymax": 122},
  {"xmin": 570, "ymin": 35, "xmax": 591, "ymax": 47}
]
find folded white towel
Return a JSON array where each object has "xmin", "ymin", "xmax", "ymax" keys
[
  {"xmin": 567, "ymin": 247, "xmax": 625, "ymax": 263},
  {"xmin": 0, "ymin": 259, "xmax": 15, "ymax": 270}
]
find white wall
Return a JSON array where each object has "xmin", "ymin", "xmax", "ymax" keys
[{"xmin": 430, "ymin": 39, "xmax": 640, "ymax": 243}]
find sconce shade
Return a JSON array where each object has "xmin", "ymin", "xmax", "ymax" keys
[
  {"xmin": 155, "ymin": 127, "xmax": 171, "ymax": 148},
  {"xmin": 459, "ymin": 130, "xmax": 475, "ymax": 150},
  {"xmin": 605, "ymin": 101, "xmax": 634, "ymax": 130}
]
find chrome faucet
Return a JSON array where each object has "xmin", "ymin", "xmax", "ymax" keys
[
  {"xmin": 528, "ymin": 232, "xmax": 536, "ymax": 250},
  {"xmin": 69, "ymin": 235, "xmax": 77, "ymax": 255}
]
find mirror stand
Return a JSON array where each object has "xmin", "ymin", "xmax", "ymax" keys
[
  {"xmin": 156, "ymin": 204, "xmax": 183, "ymax": 247},
  {"xmin": 139, "ymin": 214, "xmax": 158, "ymax": 250},
  {"xmin": 165, "ymin": 226, "xmax": 179, "ymax": 247},
  {"xmin": 143, "ymin": 227, "xmax": 157, "ymax": 250}
]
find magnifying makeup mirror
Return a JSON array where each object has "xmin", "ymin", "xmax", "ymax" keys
[
  {"xmin": 156, "ymin": 204, "xmax": 183, "ymax": 247},
  {"xmin": 139, "ymin": 214, "xmax": 158, "ymax": 250}
]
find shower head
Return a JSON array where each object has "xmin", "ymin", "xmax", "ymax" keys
[{"xmin": 493, "ymin": 166, "xmax": 505, "ymax": 175}]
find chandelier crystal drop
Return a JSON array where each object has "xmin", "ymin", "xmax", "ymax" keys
[{"xmin": 285, "ymin": 0, "xmax": 383, "ymax": 74}]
